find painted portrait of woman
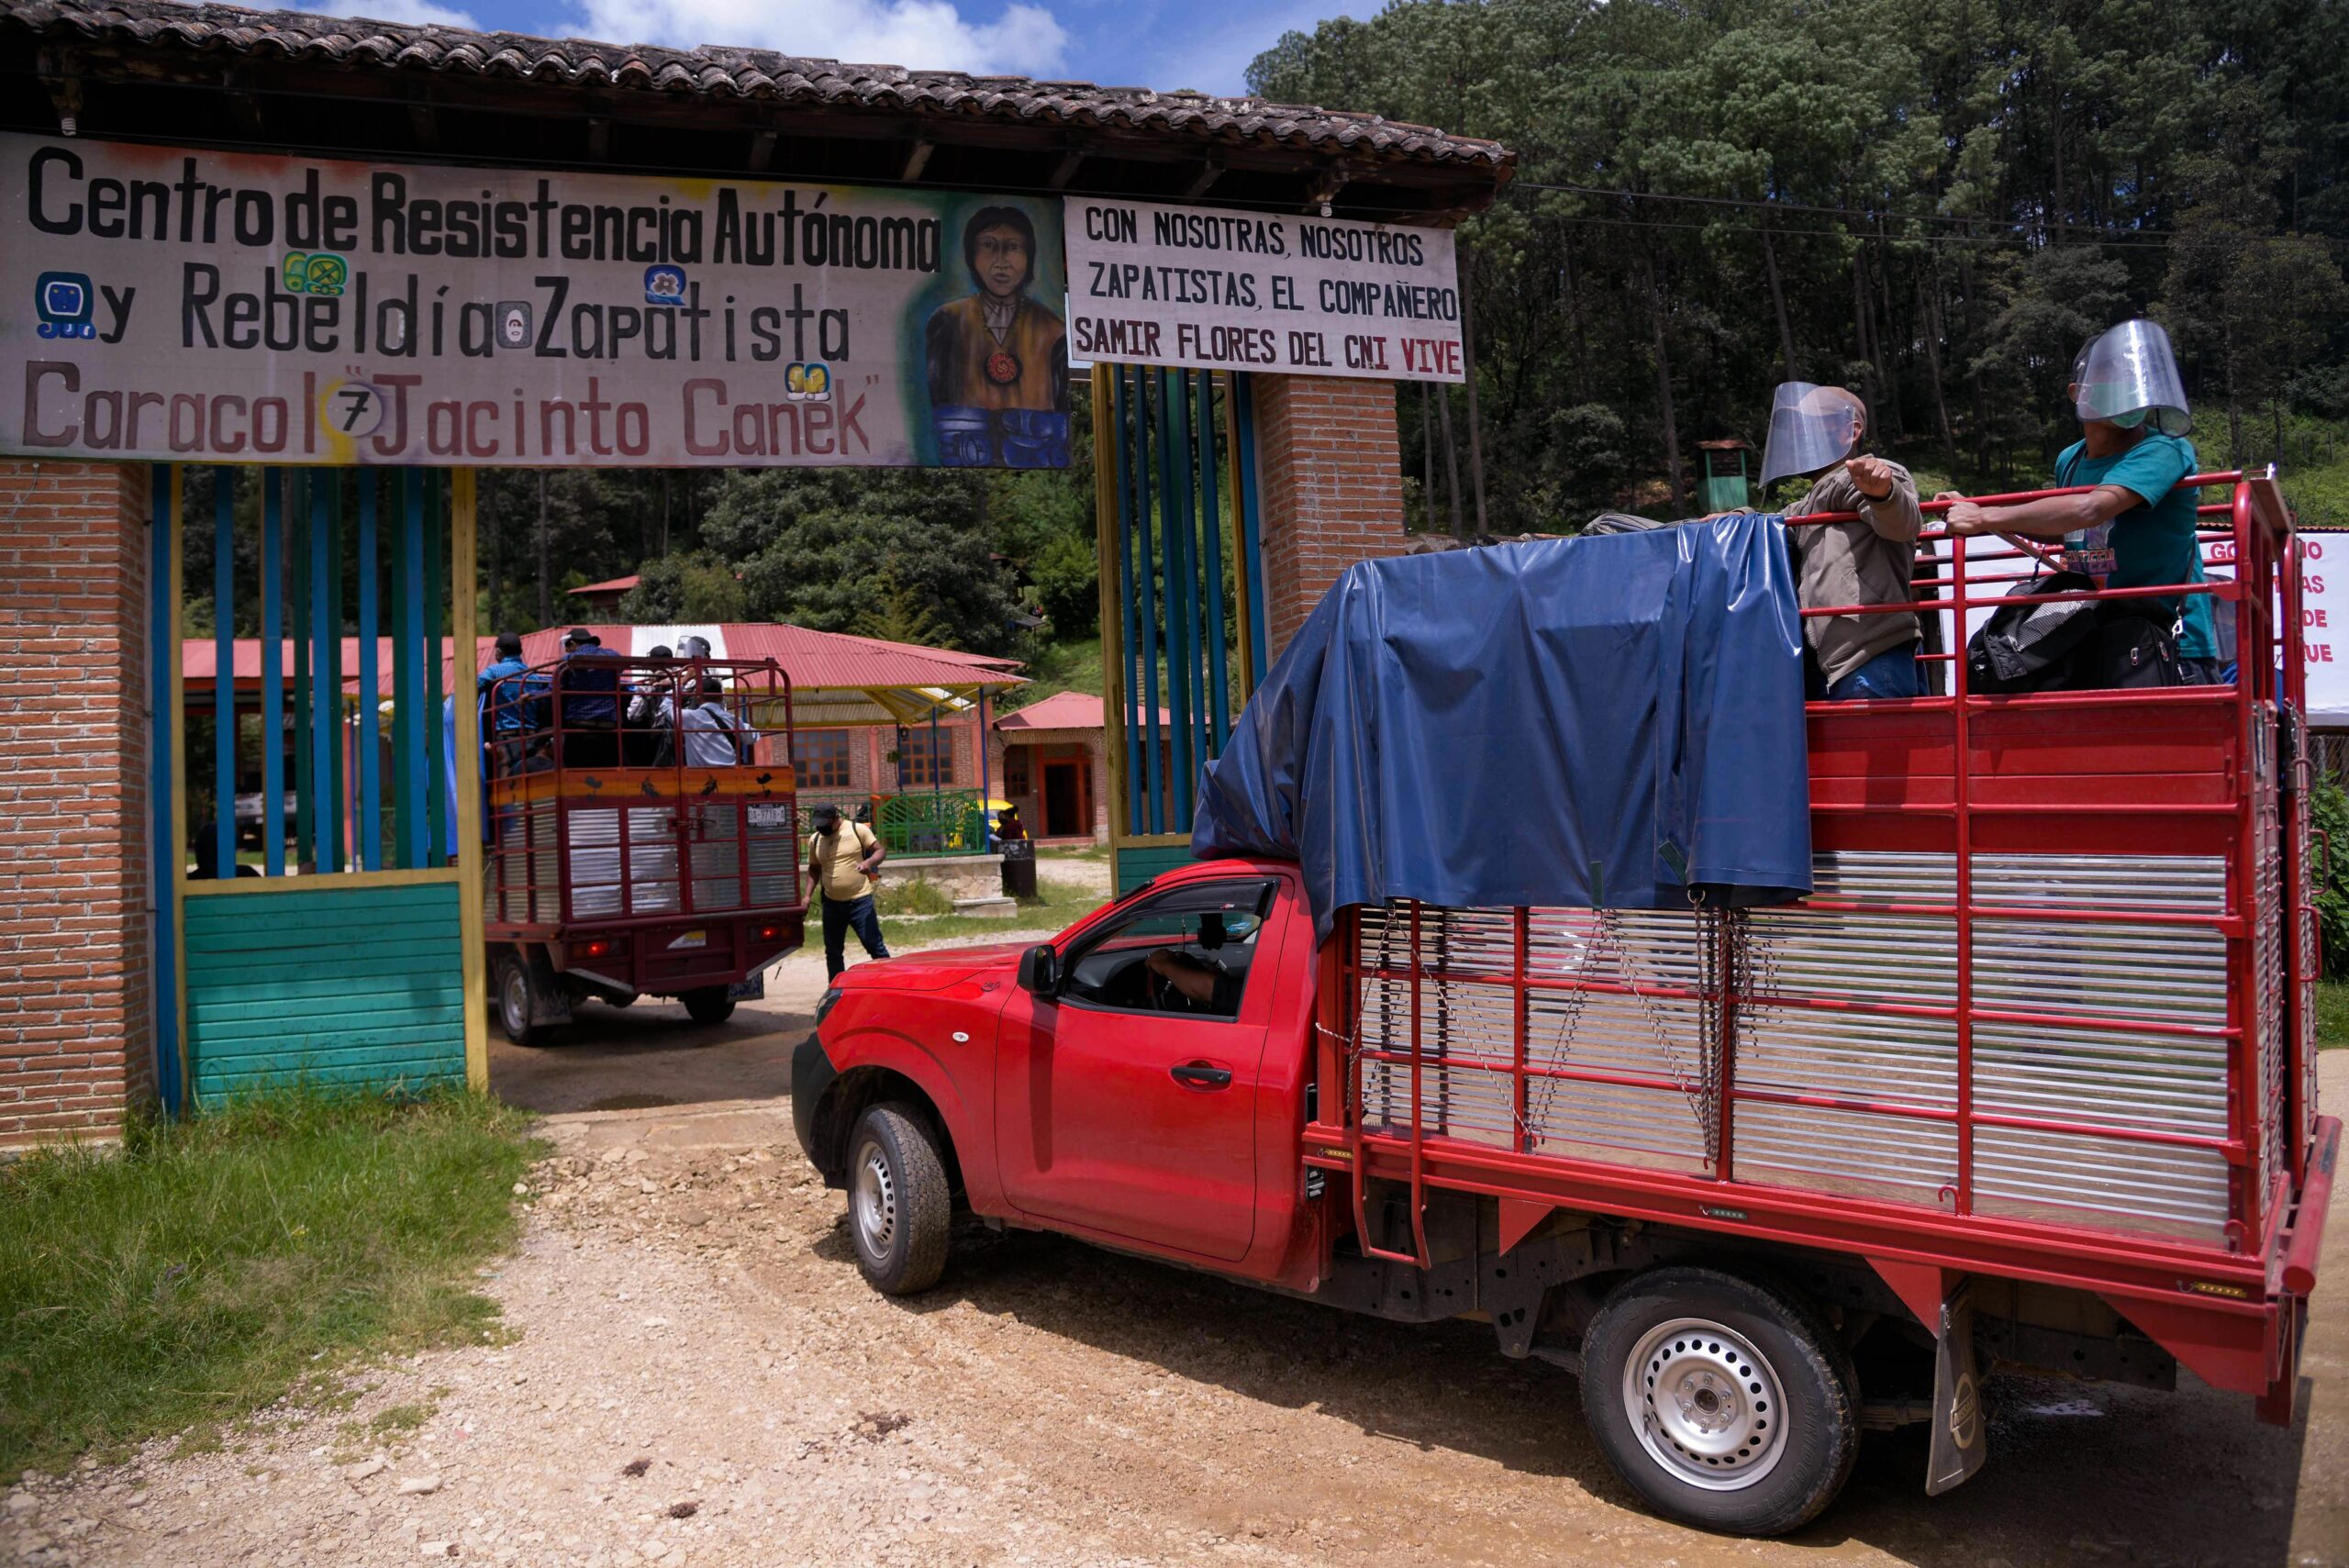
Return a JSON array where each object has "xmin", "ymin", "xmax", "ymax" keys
[{"xmin": 923, "ymin": 205, "xmax": 1070, "ymax": 468}]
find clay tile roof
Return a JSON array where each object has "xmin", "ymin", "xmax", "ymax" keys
[{"xmin": 6, "ymin": 0, "xmax": 1513, "ymax": 172}]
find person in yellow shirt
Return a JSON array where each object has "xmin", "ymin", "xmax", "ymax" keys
[{"xmin": 807, "ymin": 805, "xmax": 891, "ymax": 979}]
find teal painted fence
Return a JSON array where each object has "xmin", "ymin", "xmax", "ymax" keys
[
  {"xmin": 183, "ymin": 882, "xmax": 468, "ymax": 1098},
  {"xmin": 1115, "ymin": 843, "xmax": 1196, "ymax": 896}
]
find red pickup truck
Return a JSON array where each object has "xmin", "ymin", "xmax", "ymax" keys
[{"xmin": 793, "ymin": 472, "xmax": 2335, "ymax": 1536}]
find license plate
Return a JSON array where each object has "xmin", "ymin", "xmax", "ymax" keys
[
  {"xmin": 667, "ymin": 929, "xmax": 707, "ymax": 951},
  {"xmin": 747, "ymin": 803, "xmax": 790, "ymax": 828},
  {"xmin": 727, "ymin": 972, "xmax": 767, "ymax": 1001}
]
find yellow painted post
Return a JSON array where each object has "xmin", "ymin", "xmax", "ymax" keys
[
  {"xmin": 1091, "ymin": 363, "xmax": 1130, "ymax": 840},
  {"xmin": 167, "ymin": 465, "xmax": 191, "ymax": 1110},
  {"xmin": 449, "ymin": 469, "xmax": 490, "ymax": 1092}
]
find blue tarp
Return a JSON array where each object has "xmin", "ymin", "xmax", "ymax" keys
[{"xmin": 1191, "ymin": 515, "xmax": 1812, "ymax": 940}]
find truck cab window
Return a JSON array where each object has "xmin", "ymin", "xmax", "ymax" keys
[{"xmin": 1060, "ymin": 883, "xmax": 1272, "ymax": 1020}]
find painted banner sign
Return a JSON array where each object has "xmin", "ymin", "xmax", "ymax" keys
[
  {"xmin": 0, "ymin": 134, "xmax": 1071, "ymax": 467},
  {"xmin": 1063, "ymin": 196, "xmax": 1464, "ymax": 383}
]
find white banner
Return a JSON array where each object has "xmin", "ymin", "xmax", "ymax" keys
[
  {"xmin": 0, "ymin": 134, "xmax": 1073, "ymax": 468},
  {"xmin": 2293, "ymin": 531, "xmax": 2349, "ymax": 722},
  {"xmin": 1063, "ymin": 196, "xmax": 1464, "ymax": 382}
]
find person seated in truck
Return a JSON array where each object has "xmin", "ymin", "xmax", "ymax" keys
[
  {"xmin": 1936, "ymin": 318, "xmax": 2219, "ymax": 686},
  {"xmin": 476, "ymin": 632, "xmax": 531, "ymax": 774},
  {"xmin": 1141, "ymin": 914, "xmax": 1250, "ymax": 1016},
  {"xmin": 680, "ymin": 676, "xmax": 747, "ymax": 767},
  {"xmin": 624, "ymin": 645, "xmax": 676, "ymax": 766},
  {"xmin": 1753, "ymin": 383, "xmax": 1926, "ymax": 701},
  {"xmin": 554, "ymin": 628, "xmax": 623, "ymax": 767}
]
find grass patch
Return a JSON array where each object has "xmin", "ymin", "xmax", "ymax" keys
[
  {"xmin": 2320, "ymin": 979, "xmax": 2349, "ymax": 1050},
  {"xmin": 874, "ymin": 878, "xmax": 954, "ymax": 917},
  {"xmin": 0, "ymin": 1087, "xmax": 537, "ymax": 1477},
  {"xmin": 886, "ymin": 876, "xmax": 1106, "ymax": 948},
  {"xmin": 1038, "ymin": 842, "xmax": 1112, "ymax": 863}
]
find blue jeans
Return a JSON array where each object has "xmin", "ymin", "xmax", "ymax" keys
[
  {"xmin": 1813, "ymin": 645, "xmax": 1922, "ymax": 702},
  {"xmin": 821, "ymin": 894, "xmax": 889, "ymax": 979}
]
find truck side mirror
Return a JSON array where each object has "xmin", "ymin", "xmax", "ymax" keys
[{"xmin": 1016, "ymin": 943, "xmax": 1059, "ymax": 996}]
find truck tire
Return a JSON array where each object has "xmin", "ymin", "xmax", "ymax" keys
[
  {"xmin": 1579, "ymin": 1265, "xmax": 1859, "ymax": 1537},
  {"xmin": 496, "ymin": 953, "xmax": 558, "ymax": 1048},
  {"xmin": 845, "ymin": 1104, "xmax": 952, "ymax": 1295},
  {"xmin": 682, "ymin": 987, "xmax": 735, "ymax": 1026}
]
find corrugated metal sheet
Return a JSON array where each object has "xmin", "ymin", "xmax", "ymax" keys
[{"xmin": 184, "ymin": 882, "xmax": 465, "ymax": 1096}]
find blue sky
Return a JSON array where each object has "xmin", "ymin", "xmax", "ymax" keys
[{"xmin": 291, "ymin": 0, "xmax": 1361, "ymax": 95}]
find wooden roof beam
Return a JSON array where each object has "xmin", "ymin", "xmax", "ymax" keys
[{"xmin": 899, "ymin": 137, "xmax": 934, "ymax": 182}]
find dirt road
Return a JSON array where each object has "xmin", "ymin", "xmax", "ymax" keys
[{"xmin": 11, "ymin": 1057, "xmax": 2347, "ymax": 1567}]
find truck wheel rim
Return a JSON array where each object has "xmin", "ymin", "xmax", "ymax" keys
[
  {"xmin": 852, "ymin": 1144, "xmax": 896, "ymax": 1260},
  {"xmin": 1620, "ymin": 1317, "xmax": 1787, "ymax": 1492},
  {"xmin": 501, "ymin": 968, "xmax": 529, "ymax": 1036}
]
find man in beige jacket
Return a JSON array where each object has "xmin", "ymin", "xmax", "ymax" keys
[{"xmin": 1754, "ymin": 383, "xmax": 1926, "ymax": 700}]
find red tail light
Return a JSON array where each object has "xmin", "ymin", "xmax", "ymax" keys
[
  {"xmin": 579, "ymin": 939, "xmax": 613, "ymax": 959},
  {"xmin": 753, "ymin": 924, "xmax": 785, "ymax": 942}
]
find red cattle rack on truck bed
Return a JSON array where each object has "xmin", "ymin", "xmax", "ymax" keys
[
  {"xmin": 480, "ymin": 653, "xmax": 806, "ymax": 1043},
  {"xmin": 1312, "ymin": 469, "xmax": 2334, "ymax": 1428}
]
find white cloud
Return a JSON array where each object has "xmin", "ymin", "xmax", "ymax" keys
[
  {"xmin": 291, "ymin": 0, "xmax": 484, "ymax": 28},
  {"xmin": 564, "ymin": 0, "xmax": 1070, "ymax": 75}
]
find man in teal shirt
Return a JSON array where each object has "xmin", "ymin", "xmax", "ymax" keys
[{"xmin": 1940, "ymin": 319, "xmax": 2221, "ymax": 684}]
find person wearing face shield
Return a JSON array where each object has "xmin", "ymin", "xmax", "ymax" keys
[
  {"xmin": 1755, "ymin": 384, "xmax": 1926, "ymax": 700},
  {"xmin": 1938, "ymin": 319, "xmax": 2217, "ymax": 684}
]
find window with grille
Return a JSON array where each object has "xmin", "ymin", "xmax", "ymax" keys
[
  {"xmin": 1004, "ymin": 744, "xmax": 1032, "ymax": 797},
  {"xmin": 792, "ymin": 728, "xmax": 852, "ymax": 790},
  {"xmin": 898, "ymin": 727, "xmax": 956, "ymax": 787}
]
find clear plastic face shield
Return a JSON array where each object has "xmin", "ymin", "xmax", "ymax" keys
[
  {"xmin": 2071, "ymin": 319, "xmax": 2191, "ymax": 435},
  {"xmin": 678, "ymin": 635, "xmax": 713, "ymax": 661},
  {"xmin": 1757, "ymin": 384, "xmax": 1866, "ymax": 489}
]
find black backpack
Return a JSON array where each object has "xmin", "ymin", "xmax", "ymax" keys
[{"xmin": 1965, "ymin": 570, "xmax": 2101, "ymax": 693}]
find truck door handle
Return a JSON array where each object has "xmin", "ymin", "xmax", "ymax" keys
[{"xmin": 1170, "ymin": 1062, "xmax": 1233, "ymax": 1090}]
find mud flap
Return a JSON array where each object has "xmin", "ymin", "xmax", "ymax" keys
[{"xmin": 1925, "ymin": 1283, "xmax": 1987, "ymax": 1496}]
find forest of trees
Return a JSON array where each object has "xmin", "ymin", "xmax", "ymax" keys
[
  {"xmin": 1252, "ymin": 0, "xmax": 2349, "ymax": 533},
  {"xmin": 184, "ymin": 0, "xmax": 2349, "ymax": 664}
]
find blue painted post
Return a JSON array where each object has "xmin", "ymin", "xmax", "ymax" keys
[
  {"xmin": 400, "ymin": 470, "xmax": 429, "ymax": 869},
  {"xmin": 261, "ymin": 471, "xmax": 285, "ymax": 876},
  {"xmin": 356, "ymin": 474, "xmax": 381, "ymax": 870},
  {"xmin": 290, "ymin": 473, "xmax": 312, "ymax": 869},
  {"xmin": 423, "ymin": 471, "xmax": 447, "ymax": 864},
  {"xmin": 211, "ymin": 468, "xmax": 236, "ymax": 876},
  {"xmin": 308, "ymin": 472, "xmax": 336, "ymax": 873},
  {"xmin": 322, "ymin": 472, "xmax": 345, "ymax": 872},
  {"xmin": 1232, "ymin": 374, "xmax": 1270, "ymax": 688},
  {"xmin": 148, "ymin": 466, "xmax": 181, "ymax": 1114},
  {"xmin": 1130, "ymin": 368, "xmax": 1163, "ymax": 835},
  {"xmin": 1195, "ymin": 370, "xmax": 1229, "ymax": 754},
  {"xmin": 1155, "ymin": 368, "xmax": 1193, "ymax": 830},
  {"xmin": 1108, "ymin": 370, "xmax": 1145, "ymax": 836},
  {"xmin": 1159, "ymin": 370, "xmax": 1197, "ymax": 826}
]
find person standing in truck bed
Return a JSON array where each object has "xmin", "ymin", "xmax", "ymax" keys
[{"xmin": 1757, "ymin": 383, "xmax": 1927, "ymax": 701}]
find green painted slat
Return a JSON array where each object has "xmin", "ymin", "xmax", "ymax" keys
[
  {"xmin": 1116, "ymin": 845, "xmax": 1196, "ymax": 895},
  {"xmin": 181, "ymin": 915, "xmax": 459, "ymax": 950},
  {"xmin": 194, "ymin": 1023, "xmax": 466, "ymax": 1059},
  {"xmin": 183, "ymin": 883, "xmax": 459, "ymax": 927},
  {"xmin": 190, "ymin": 984, "xmax": 465, "ymax": 1019},
  {"xmin": 197, "ymin": 1056, "xmax": 465, "ymax": 1095},
  {"xmin": 186, "ymin": 956, "xmax": 458, "ymax": 994},
  {"xmin": 184, "ymin": 927, "xmax": 457, "ymax": 959}
]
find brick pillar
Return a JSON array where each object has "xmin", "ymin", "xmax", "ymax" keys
[
  {"xmin": 0, "ymin": 461, "xmax": 153, "ymax": 1149},
  {"xmin": 1249, "ymin": 374, "xmax": 1410, "ymax": 658}
]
